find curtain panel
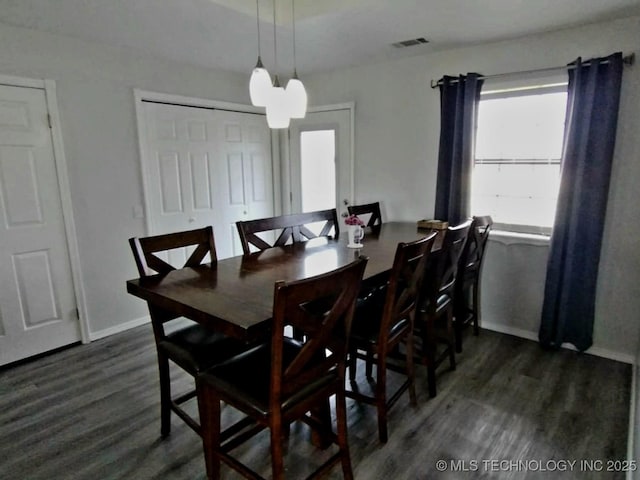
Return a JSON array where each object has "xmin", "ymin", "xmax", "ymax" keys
[
  {"xmin": 539, "ymin": 52, "xmax": 623, "ymax": 351},
  {"xmin": 434, "ymin": 73, "xmax": 483, "ymax": 224}
]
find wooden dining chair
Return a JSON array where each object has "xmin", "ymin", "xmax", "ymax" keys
[
  {"xmin": 415, "ymin": 220, "xmax": 471, "ymax": 398},
  {"xmin": 129, "ymin": 226, "xmax": 246, "ymax": 437},
  {"xmin": 196, "ymin": 257, "xmax": 368, "ymax": 480},
  {"xmin": 346, "ymin": 233, "xmax": 436, "ymax": 443},
  {"xmin": 347, "ymin": 201, "xmax": 382, "ymax": 228},
  {"xmin": 454, "ymin": 215, "xmax": 493, "ymax": 352},
  {"xmin": 235, "ymin": 208, "xmax": 340, "ymax": 255}
]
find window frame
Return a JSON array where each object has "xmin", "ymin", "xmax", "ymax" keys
[{"xmin": 473, "ymin": 79, "xmax": 569, "ymax": 236}]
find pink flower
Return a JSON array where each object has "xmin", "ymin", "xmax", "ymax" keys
[{"xmin": 344, "ymin": 214, "xmax": 364, "ymax": 226}]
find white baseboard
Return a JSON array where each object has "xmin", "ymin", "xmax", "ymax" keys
[
  {"xmin": 481, "ymin": 320, "xmax": 634, "ymax": 365},
  {"xmin": 89, "ymin": 315, "xmax": 150, "ymax": 341},
  {"xmin": 481, "ymin": 320, "xmax": 538, "ymax": 342},
  {"xmin": 578, "ymin": 344, "xmax": 635, "ymax": 365}
]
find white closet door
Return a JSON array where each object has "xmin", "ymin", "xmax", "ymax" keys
[
  {"xmin": 0, "ymin": 84, "xmax": 80, "ymax": 366},
  {"xmin": 213, "ymin": 110, "xmax": 274, "ymax": 257},
  {"xmin": 142, "ymin": 102, "xmax": 274, "ymax": 259}
]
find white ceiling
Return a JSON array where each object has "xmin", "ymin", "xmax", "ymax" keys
[{"xmin": 0, "ymin": 0, "xmax": 638, "ymax": 76}]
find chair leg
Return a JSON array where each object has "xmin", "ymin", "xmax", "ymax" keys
[
  {"xmin": 197, "ymin": 383, "xmax": 221, "ymax": 480},
  {"xmin": 376, "ymin": 355, "xmax": 388, "ymax": 443},
  {"xmin": 270, "ymin": 418, "xmax": 285, "ymax": 480},
  {"xmin": 454, "ymin": 307, "xmax": 464, "ymax": 354},
  {"xmin": 446, "ymin": 309, "xmax": 456, "ymax": 371},
  {"xmin": 157, "ymin": 351, "xmax": 172, "ymax": 437},
  {"xmin": 348, "ymin": 349, "xmax": 357, "ymax": 382},
  {"xmin": 335, "ymin": 390, "xmax": 354, "ymax": 480},
  {"xmin": 405, "ymin": 333, "xmax": 417, "ymax": 406},
  {"xmin": 310, "ymin": 400, "xmax": 332, "ymax": 449},
  {"xmin": 473, "ymin": 281, "xmax": 481, "ymax": 336},
  {"xmin": 422, "ymin": 315, "xmax": 437, "ymax": 398},
  {"xmin": 365, "ymin": 350, "xmax": 374, "ymax": 379},
  {"xmin": 454, "ymin": 287, "xmax": 469, "ymax": 353}
]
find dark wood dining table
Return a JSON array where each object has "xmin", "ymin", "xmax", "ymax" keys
[{"xmin": 126, "ymin": 221, "xmax": 440, "ymax": 343}]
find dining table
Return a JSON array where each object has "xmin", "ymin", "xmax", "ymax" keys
[{"xmin": 126, "ymin": 221, "xmax": 441, "ymax": 343}]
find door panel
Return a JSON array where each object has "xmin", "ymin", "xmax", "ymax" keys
[
  {"xmin": 157, "ymin": 152, "xmax": 183, "ymax": 213},
  {"xmin": 215, "ymin": 111, "xmax": 274, "ymax": 257},
  {"xmin": 190, "ymin": 152, "xmax": 212, "ymax": 210},
  {"xmin": 142, "ymin": 102, "xmax": 274, "ymax": 259},
  {"xmin": 0, "ymin": 84, "xmax": 80, "ymax": 366}
]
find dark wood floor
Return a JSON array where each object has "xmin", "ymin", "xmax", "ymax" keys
[{"xmin": 0, "ymin": 325, "xmax": 631, "ymax": 479}]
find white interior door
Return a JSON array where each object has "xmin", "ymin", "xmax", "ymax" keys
[
  {"xmin": 289, "ymin": 107, "xmax": 353, "ymax": 217},
  {"xmin": 0, "ymin": 84, "xmax": 80, "ymax": 366},
  {"xmin": 213, "ymin": 110, "xmax": 275, "ymax": 256},
  {"xmin": 141, "ymin": 102, "xmax": 274, "ymax": 259}
]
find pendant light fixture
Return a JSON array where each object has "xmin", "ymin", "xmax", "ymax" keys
[
  {"xmin": 285, "ymin": 0, "xmax": 307, "ymax": 118},
  {"xmin": 249, "ymin": 0, "xmax": 272, "ymax": 107},
  {"xmin": 267, "ymin": 75, "xmax": 290, "ymax": 128},
  {"xmin": 265, "ymin": 0, "xmax": 290, "ymax": 128}
]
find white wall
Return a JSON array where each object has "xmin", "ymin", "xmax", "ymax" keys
[
  {"xmin": 304, "ymin": 16, "xmax": 640, "ymax": 361},
  {"xmin": 1, "ymin": 14, "xmax": 636, "ymax": 460},
  {"xmin": 0, "ymin": 16, "xmax": 637, "ymax": 359},
  {"xmin": 0, "ymin": 23, "xmax": 251, "ymax": 336}
]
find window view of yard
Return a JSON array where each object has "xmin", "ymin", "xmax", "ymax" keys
[{"xmin": 472, "ymin": 89, "xmax": 567, "ymax": 233}]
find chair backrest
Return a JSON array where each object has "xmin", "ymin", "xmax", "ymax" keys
[
  {"xmin": 378, "ymin": 233, "xmax": 437, "ymax": 347},
  {"xmin": 347, "ymin": 202, "xmax": 382, "ymax": 228},
  {"xmin": 129, "ymin": 226, "xmax": 217, "ymax": 277},
  {"xmin": 236, "ymin": 209, "xmax": 340, "ymax": 255},
  {"xmin": 424, "ymin": 221, "xmax": 472, "ymax": 303},
  {"xmin": 458, "ymin": 215, "xmax": 493, "ymax": 276},
  {"xmin": 269, "ymin": 257, "xmax": 368, "ymax": 406},
  {"xmin": 129, "ymin": 227, "xmax": 218, "ymax": 329}
]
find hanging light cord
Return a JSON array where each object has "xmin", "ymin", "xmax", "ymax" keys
[
  {"xmin": 271, "ymin": 0, "xmax": 282, "ymax": 86},
  {"xmin": 291, "ymin": 0, "xmax": 297, "ymax": 75},
  {"xmin": 272, "ymin": 0, "xmax": 278, "ymax": 75},
  {"xmin": 255, "ymin": 0, "xmax": 262, "ymax": 58}
]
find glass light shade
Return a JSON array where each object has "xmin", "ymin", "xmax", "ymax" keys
[
  {"xmin": 249, "ymin": 65, "xmax": 272, "ymax": 107},
  {"xmin": 266, "ymin": 86, "xmax": 290, "ymax": 128},
  {"xmin": 286, "ymin": 77, "xmax": 307, "ymax": 119}
]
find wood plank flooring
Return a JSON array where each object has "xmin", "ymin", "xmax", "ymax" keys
[{"xmin": 0, "ymin": 326, "xmax": 631, "ymax": 479}]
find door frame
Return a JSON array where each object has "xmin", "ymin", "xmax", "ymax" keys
[
  {"xmin": 284, "ymin": 102, "xmax": 355, "ymax": 214},
  {"xmin": 0, "ymin": 73, "xmax": 90, "ymax": 344},
  {"xmin": 133, "ymin": 89, "xmax": 282, "ymax": 235}
]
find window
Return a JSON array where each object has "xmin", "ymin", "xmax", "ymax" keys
[
  {"xmin": 471, "ymin": 81, "xmax": 568, "ymax": 234},
  {"xmin": 299, "ymin": 129, "xmax": 336, "ymax": 235},
  {"xmin": 300, "ymin": 130, "xmax": 336, "ymax": 212}
]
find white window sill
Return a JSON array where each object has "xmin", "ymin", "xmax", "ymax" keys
[{"xmin": 489, "ymin": 230, "xmax": 551, "ymax": 247}]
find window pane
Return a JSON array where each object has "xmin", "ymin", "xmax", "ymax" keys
[
  {"xmin": 471, "ymin": 90, "xmax": 567, "ymax": 231},
  {"xmin": 472, "ymin": 163, "xmax": 560, "ymax": 228},
  {"xmin": 300, "ymin": 130, "xmax": 336, "ymax": 235},
  {"xmin": 300, "ymin": 130, "xmax": 336, "ymax": 212},
  {"xmin": 475, "ymin": 93, "xmax": 567, "ymax": 160}
]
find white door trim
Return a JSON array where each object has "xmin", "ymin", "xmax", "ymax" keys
[
  {"xmin": 0, "ymin": 73, "xmax": 90, "ymax": 344},
  {"xmin": 133, "ymin": 89, "xmax": 281, "ymax": 235}
]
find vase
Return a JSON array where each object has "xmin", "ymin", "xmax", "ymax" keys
[{"xmin": 347, "ymin": 224, "xmax": 365, "ymax": 248}]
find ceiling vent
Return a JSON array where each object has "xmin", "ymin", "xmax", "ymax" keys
[{"xmin": 392, "ymin": 37, "xmax": 429, "ymax": 48}]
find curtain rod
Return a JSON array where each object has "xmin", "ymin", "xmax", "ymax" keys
[{"xmin": 430, "ymin": 53, "xmax": 635, "ymax": 89}]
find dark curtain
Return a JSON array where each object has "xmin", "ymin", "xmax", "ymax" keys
[
  {"xmin": 539, "ymin": 52, "xmax": 623, "ymax": 351},
  {"xmin": 434, "ymin": 73, "xmax": 483, "ymax": 224}
]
